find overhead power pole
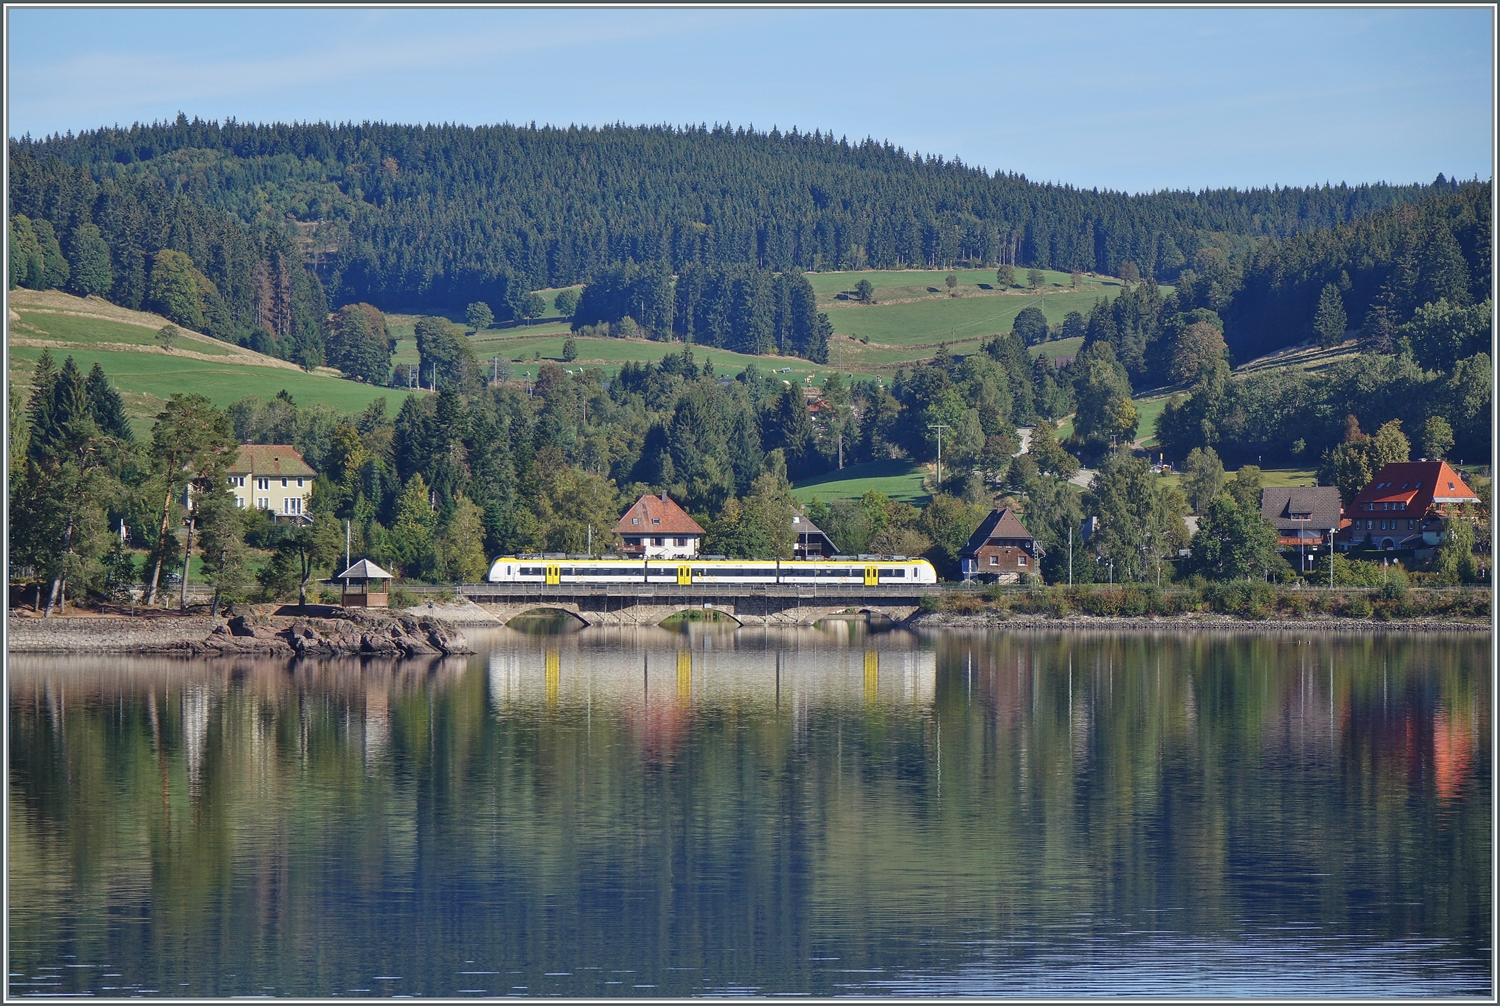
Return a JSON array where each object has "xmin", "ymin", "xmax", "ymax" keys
[{"xmin": 928, "ymin": 423, "xmax": 950, "ymax": 489}]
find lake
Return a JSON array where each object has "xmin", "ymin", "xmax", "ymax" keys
[{"xmin": 8, "ymin": 625, "xmax": 1491, "ymax": 997}]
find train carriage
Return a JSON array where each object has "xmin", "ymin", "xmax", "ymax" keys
[{"xmin": 486, "ymin": 556, "xmax": 938, "ymax": 586}]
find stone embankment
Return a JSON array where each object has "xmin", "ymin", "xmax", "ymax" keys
[
  {"xmin": 8, "ymin": 615, "xmax": 221, "ymax": 652},
  {"xmin": 908, "ymin": 611, "xmax": 1490, "ymax": 632},
  {"xmin": 8, "ymin": 607, "xmax": 472, "ymax": 656}
]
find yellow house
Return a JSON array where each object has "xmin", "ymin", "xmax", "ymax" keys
[{"xmin": 224, "ymin": 444, "xmax": 317, "ymax": 520}]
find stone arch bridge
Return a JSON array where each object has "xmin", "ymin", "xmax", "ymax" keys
[{"xmin": 454, "ymin": 583, "xmax": 930, "ymax": 628}]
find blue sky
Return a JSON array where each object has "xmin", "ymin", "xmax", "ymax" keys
[{"xmin": 6, "ymin": 7, "xmax": 1493, "ymax": 193}]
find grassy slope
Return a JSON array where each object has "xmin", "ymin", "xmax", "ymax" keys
[
  {"xmin": 8, "ymin": 290, "xmax": 414, "ymax": 432},
  {"xmin": 792, "ymin": 458, "xmax": 930, "ymax": 505}
]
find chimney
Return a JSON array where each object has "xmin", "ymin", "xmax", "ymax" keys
[{"xmin": 660, "ymin": 492, "xmax": 668, "ymax": 503}]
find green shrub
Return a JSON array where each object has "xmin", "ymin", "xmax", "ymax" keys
[
  {"xmin": 918, "ymin": 594, "xmax": 942, "ymax": 614},
  {"xmin": 1121, "ymin": 588, "xmax": 1148, "ymax": 617},
  {"xmin": 1345, "ymin": 594, "xmax": 1373, "ymax": 618},
  {"xmin": 390, "ymin": 585, "xmax": 417, "ymax": 609}
]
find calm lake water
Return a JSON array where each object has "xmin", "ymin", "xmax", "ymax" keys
[{"xmin": 8, "ymin": 625, "xmax": 1492, "ymax": 997}]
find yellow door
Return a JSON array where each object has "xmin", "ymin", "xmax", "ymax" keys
[
  {"xmin": 677, "ymin": 564, "xmax": 692, "ymax": 585},
  {"xmin": 864, "ymin": 565, "xmax": 879, "ymax": 586},
  {"xmin": 545, "ymin": 564, "xmax": 561, "ymax": 585}
]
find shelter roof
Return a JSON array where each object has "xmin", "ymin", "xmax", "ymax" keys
[{"xmin": 337, "ymin": 559, "xmax": 393, "ymax": 580}]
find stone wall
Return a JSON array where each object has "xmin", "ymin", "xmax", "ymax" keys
[{"xmin": 8, "ymin": 616, "xmax": 222, "ymax": 652}]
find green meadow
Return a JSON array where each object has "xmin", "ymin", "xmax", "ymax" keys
[
  {"xmin": 792, "ymin": 458, "xmax": 930, "ymax": 505},
  {"xmin": 12, "ymin": 310, "xmax": 238, "ymax": 355},
  {"xmin": 7, "ymin": 344, "xmax": 413, "ymax": 434}
]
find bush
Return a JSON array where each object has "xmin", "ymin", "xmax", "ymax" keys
[
  {"xmin": 390, "ymin": 585, "xmax": 417, "ymax": 609},
  {"xmin": 317, "ymin": 586, "xmax": 341, "ymax": 605},
  {"xmin": 1344, "ymin": 594, "xmax": 1373, "ymax": 618},
  {"xmin": 918, "ymin": 594, "xmax": 942, "ymax": 614}
]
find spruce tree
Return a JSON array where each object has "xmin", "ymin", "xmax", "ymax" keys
[
  {"xmin": 84, "ymin": 363, "xmax": 133, "ymax": 441},
  {"xmin": 67, "ymin": 224, "xmax": 112, "ymax": 297},
  {"xmin": 1314, "ymin": 283, "xmax": 1347, "ymax": 348}
]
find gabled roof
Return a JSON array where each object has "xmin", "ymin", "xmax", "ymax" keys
[
  {"xmin": 612, "ymin": 494, "xmax": 706, "ymax": 536},
  {"xmin": 791, "ymin": 510, "xmax": 830, "ymax": 537},
  {"xmin": 337, "ymin": 559, "xmax": 393, "ymax": 580},
  {"xmin": 231, "ymin": 444, "xmax": 316, "ymax": 477},
  {"xmin": 1346, "ymin": 460, "xmax": 1478, "ymax": 512},
  {"xmin": 1259, "ymin": 486, "xmax": 1342, "ymax": 530},
  {"xmin": 960, "ymin": 508, "xmax": 1037, "ymax": 557}
]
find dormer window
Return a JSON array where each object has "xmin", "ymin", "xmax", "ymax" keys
[
  {"xmin": 652, "ymin": 518, "xmax": 660, "ymax": 525},
  {"xmin": 632, "ymin": 517, "xmax": 640, "ymax": 524}
]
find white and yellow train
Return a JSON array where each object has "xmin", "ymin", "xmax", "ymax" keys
[{"xmin": 486, "ymin": 555, "xmax": 938, "ymax": 586}]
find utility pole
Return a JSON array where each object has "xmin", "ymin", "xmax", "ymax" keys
[
  {"xmin": 587, "ymin": 524, "xmax": 593, "ymax": 557},
  {"xmin": 928, "ymin": 423, "xmax": 950, "ymax": 489},
  {"xmin": 838, "ymin": 431, "xmax": 843, "ymax": 470},
  {"xmin": 178, "ymin": 516, "xmax": 196, "ymax": 612},
  {"xmin": 345, "ymin": 519, "xmax": 351, "ymax": 572},
  {"xmin": 1068, "ymin": 523, "xmax": 1073, "ymax": 586}
]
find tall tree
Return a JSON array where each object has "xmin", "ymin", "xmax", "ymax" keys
[{"xmin": 143, "ymin": 394, "xmax": 237, "ymax": 605}]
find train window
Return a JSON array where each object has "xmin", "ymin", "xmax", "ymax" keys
[
  {"xmin": 878, "ymin": 568, "xmax": 907, "ymax": 578},
  {"xmin": 521, "ymin": 567, "xmax": 541, "ymax": 576}
]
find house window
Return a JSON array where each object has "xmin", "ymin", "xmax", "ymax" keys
[
  {"xmin": 627, "ymin": 537, "xmax": 641, "ymax": 546},
  {"xmin": 1408, "ymin": 520, "xmax": 1415, "ymax": 529},
  {"xmin": 228, "ymin": 476, "xmax": 245, "ymax": 487},
  {"xmin": 632, "ymin": 518, "xmax": 640, "ymax": 525},
  {"xmin": 284, "ymin": 498, "xmax": 302, "ymax": 514},
  {"xmin": 1018, "ymin": 555, "xmax": 1027, "ymax": 566},
  {"xmin": 235, "ymin": 498, "xmax": 245, "ymax": 509},
  {"xmin": 257, "ymin": 498, "xmax": 270, "ymax": 509},
  {"xmin": 651, "ymin": 537, "xmax": 664, "ymax": 546},
  {"xmin": 652, "ymin": 518, "xmax": 661, "ymax": 525},
  {"xmin": 257, "ymin": 478, "xmax": 269, "ymax": 490},
  {"xmin": 674, "ymin": 537, "xmax": 687, "ymax": 547},
  {"xmin": 989, "ymin": 555, "xmax": 999, "ymax": 566},
  {"xmin": 281, "ymin": 478, "xmax": 288, "ymax": 487},
  {"xmin": 297, "ymin": 478, "xmax": 304, "ymax": 488}
]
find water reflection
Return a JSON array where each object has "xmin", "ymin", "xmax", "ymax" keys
[{"xmin": 8, "ymin": 627, "xmax": 1490, "ymax": 997}]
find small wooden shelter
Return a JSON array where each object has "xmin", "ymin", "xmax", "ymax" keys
[{"xmin": 337, "ymin": 559, "xmax": 393, "ymax": 608}]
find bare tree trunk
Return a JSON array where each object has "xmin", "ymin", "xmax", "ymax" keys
[
  {"xmin": 145, "ymin": 488, "xmax": 174, "ymax": 606},
  {"xmin": 178, "ymin": 518, "xmax": 195, "ymax": 612},
  {"xmin": 43, "ymin": 515, "xmax": 74, "ymax": 618}
]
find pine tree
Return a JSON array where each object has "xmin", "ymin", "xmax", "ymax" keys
[
  {"xmin": 67, "ymin": 224, "xmax": 112, "ymax": 297},
  {"xmin": 1314, "ymin": 283, "xmax": 1347, "ymax": 348}
]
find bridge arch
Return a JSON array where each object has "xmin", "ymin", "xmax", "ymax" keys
[
  {"xmin": 655, "ymin": 604, "xmax": 745, "ymax": 628},
  {"xmin": 502, "ymin": 606, "xmax": 590, "ymax": 628}
]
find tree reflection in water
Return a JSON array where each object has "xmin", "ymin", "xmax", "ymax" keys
[{"xmin": 8, "ymin": 627, "xmax": 1491, "ymax": 997}]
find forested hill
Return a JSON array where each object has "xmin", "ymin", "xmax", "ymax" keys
[{"xmin": 11, "ymin": 117, "xmax": 1448, "ymax": 316}]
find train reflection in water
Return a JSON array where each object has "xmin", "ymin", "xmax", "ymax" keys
[{"xmin": 486, "ymin": 636, "xmax": 937, "ymax": 713}]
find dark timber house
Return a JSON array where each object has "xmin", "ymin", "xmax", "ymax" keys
[
  {"xmin": 792, "ymin": 510, "xmax": 839, "ymax": 559},
  {"xmin": 959, "ymin": 508, "xmax": 1041, "ymax": 583},
  {"xmin": 1259, "ymin": 486, "xmax": 1342, "ymax": 573}
]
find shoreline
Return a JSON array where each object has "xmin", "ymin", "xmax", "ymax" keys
[
  {"xmin": 5, "ymin": 606, "xmax": 1488, "ymax": 652},
  {"xmin": 7, "ymin": 607, "xmax": 473, "ymax": 655},
  {"xmin": 904, "ymin": 611, "xmax": 1491, "ymax": 633}
]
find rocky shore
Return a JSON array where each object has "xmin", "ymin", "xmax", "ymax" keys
[
  {"xmin": 907, "ymin": 611, "xmax": 1491, "ymax": 632},
  {"xmin": 8, "ymin": 606, "xmax": 473, "ymax": 656}
]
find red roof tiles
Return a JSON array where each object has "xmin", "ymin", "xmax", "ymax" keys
[{"xmin": 612, "ymin": 494, "xmax": 706, "ymax": 537}]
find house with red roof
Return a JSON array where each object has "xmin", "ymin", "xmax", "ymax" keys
[
  {"xmin": 612, "ymin": 493, "xmax": 706, "ymax": 559},
  {"xmin": 1335, "ymin": 459, "xmax": 1480, "ymax": 554}
]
